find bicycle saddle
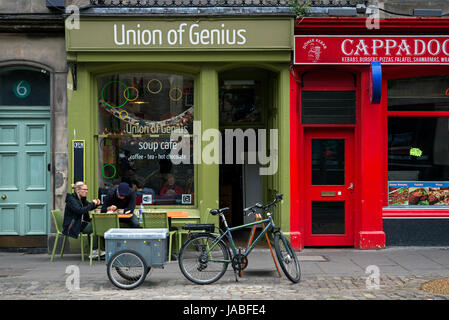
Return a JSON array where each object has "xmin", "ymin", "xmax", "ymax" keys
[{"xmin": 209, "ymin": 207, "xmax": 229, "ymax": 215}]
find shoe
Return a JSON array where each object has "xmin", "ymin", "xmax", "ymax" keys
[
  {"xmin": 100, "ymin": 251, "xmax": 106, "ymax": 260},
  {"xmin": 89, "ymin": 249, "xmax": 99, "ymax": 259}
]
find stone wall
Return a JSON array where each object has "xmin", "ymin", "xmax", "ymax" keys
[
  {"xmin": 379, "ymin": 0, "xmax": 449, "ymax": 18},
  {"xmin": 0, "ymin": 0, "xmax": 68, "ymax": 251}
]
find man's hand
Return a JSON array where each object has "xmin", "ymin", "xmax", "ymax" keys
[
  {"xmin": 93, "ymin": 199, "xmax": 101, "ymax": 206},
  {"xmin": 107, "ymin": 205, "xmax": 118, "ymax": 212}
]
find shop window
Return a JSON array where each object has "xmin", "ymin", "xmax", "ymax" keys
[
  {"xmin": 388, "ymin": 117, "xmax": 449, "ymax": 206},
  {"xmin": 388, "ymin": 75, "xmax": 449, "ymax": 111},
  {"xmin": 0, "ymin": 66, "xmax": 50, "ymax": 106},
  {"xmin": 219, "ymin": 79, "xmax": 263, "ymax": 124},
  {"xmin": 98, "ymin": 73, "xmax": 194, "ymax": 206},
  {"xmin": 302, "ymin": 91, "xmax": 356, "ymax": 125}
]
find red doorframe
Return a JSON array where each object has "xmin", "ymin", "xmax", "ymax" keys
[
  {"xmin": 304, "ymin": 128, "xmax": 354, "ymax": 246},
  {"xmin": 289, "ymin": 66, "xmax": 386, "ymax": 250}
]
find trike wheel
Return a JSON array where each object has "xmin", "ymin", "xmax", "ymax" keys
[
  {"xmin": 107, "ymin": 250, "xmax": 148, "ymax": 290},
  {"xmin": 178, "ymin": 234, "xmax": 229, "ymax": 285}
]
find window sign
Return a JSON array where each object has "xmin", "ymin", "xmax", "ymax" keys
[
  {"xmin": 389, "ymin": 182, "xmax": 449, "ymax": 206},
  {"xmin": 98, "ymin": 72, "xmax": 194, "ymax": 206}
]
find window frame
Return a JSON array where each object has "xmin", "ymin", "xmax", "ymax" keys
[
  {"xmin": 386, "ymin": 74, "xmax": 449, "ymax": 209},
  {"xmin": 94, "ymin": 70, "xmax": 198, "ymax": 209}
]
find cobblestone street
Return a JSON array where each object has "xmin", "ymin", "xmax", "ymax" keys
[{"xmin": 1, "ymin": 247, "xmax": 449, "ymax": 300}]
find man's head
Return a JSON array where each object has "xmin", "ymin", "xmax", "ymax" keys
[{"xmin": 117, "ymin": 182, "xmax": 130, "ymax": 199}]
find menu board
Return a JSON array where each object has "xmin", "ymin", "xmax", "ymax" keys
[
  {"xmin": 388, "ymin": 182, "xmax": 449, "ymax": 206},
  {"xmin": 72, "ymin": 140, "xmax": 85, "ymax": 184}
]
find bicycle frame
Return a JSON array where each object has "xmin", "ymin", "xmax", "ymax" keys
[{"xmin": 205, "ymin": 214, "xmax": 275, "ymax": 262}]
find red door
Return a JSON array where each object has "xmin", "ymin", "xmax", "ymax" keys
[{"xmin": 304, "ymin": 128, "xmax": 354, "ymax": 246}]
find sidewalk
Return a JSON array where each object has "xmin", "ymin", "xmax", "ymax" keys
[{"xmin": 1, "ymin": 246, "xmax": 449, "ymax": 300}]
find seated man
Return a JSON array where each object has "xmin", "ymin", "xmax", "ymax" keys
[{"xmin": 101, "ymin": 182, "xmax": 140, "ymax": 228}]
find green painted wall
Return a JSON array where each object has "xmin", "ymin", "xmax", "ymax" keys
[{"xmin": 67, "ymin": 17, "xmax": 293, "ymax": 235}]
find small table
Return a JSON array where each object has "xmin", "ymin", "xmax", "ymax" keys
[
  {"xmin": 99, "ymin": 211, "xmax": 189, "ymax": 219},
  {"xmin": 117, "ymin": 213, "xmax": 134, "ymax": 219},
  {"xmin": 166, "ymin": 211, "xmax": 189, "ymax": 218}
]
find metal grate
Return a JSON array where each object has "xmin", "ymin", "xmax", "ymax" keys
[
  {"xmin": 302, "ymin": 91, "xmax": 356, "ymax": 125},
  {"xmin": 89, "ymin": 0, "xmax": 366, "ymax": 8}
]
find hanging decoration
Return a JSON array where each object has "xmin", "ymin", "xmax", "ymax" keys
[{"xmin": 99, "ymin": 99, "xmax": 193, "ymax": 135}]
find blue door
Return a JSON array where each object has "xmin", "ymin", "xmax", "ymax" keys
[{"xmin": 0, "ymin": 66, "xmax": 51, "ymax": 235}]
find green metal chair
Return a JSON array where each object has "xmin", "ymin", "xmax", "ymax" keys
[
  {"xmin": 142, "ymin": 211, "xmax": 176, "ymax": 262},
  {"xmin": 176, "ymin": 227, "xmax": 191, "ymax": 256},
  {"xmin": 90, "ymin": 213, "xmax": 120, "ymax": 266},
  {"xmin": 50, "ymin": 209, "xmax": 88, "ymax": 262}
]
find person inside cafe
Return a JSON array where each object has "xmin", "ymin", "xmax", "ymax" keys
[
  {"xmin": 159, "ymin": 173, "xmax": 184, "ymax": 196},
  {"xmin": 101, "ymin": 182, "xmax": 140, "ymax": 228},
  {"xmin": 62, "ymin": 182, "xmax": 102, "ymax": 258}
]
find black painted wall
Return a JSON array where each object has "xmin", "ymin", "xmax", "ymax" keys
[{"xmin": 384, "ymin": 218, "xmax": 449, "ymax": 246}]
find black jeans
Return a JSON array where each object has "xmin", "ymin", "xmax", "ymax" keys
[
  {"xmin": 81, "ymin": 222, "xmax": 99, "ymax": 250},
  {"xmin": 120, "ymin": 214, "xmax": 141, "ymax": 228}
]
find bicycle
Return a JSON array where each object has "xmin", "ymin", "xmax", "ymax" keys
[{"xmin": 178, "ymin": 194, "xmax": 301, "ymax": 285}]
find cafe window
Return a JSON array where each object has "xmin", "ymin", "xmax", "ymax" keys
[
  {"xmin": 98, "ymin": 72, "xmax": 194, "ymax": 206},
  {"xmin": 388, "ymin": 75, "xmax": 449, "ymax": 111},
  {"xmin": 388, "ymin": 75, "xmax": 449, "ymax": 206},
  {"xmin": 0, "ymin": 66, "xmax": 50, "ymax": 106}
]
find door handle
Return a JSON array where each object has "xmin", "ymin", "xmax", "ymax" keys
[
  {"xmin": 347, "ymin": 183, "xmax": 354, "ymax": 190},
  {"xmin": 1, "ymin": 194, "xmax": 6, "ymax": 200}
]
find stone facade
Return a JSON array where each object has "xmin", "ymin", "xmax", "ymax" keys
[{"xmin": 0, "ymin": 0, "xmax": 67, "ymax": 249}]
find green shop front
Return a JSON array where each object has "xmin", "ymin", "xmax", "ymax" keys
[{"xmin": 65, "ymin": 16, "xmax": 293, "ymax": 243}]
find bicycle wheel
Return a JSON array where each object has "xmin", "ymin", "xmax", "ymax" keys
[
  {"xmin": 178, "ymin": 234, "xmax": 230, "ymax": 285},
  {"xmin": 107, "ymin": 250, "xmax": 148, "ymax": 290},
  {"xmin": 274, "ymin": 233, "xmax": 301, "ymax": 283}
]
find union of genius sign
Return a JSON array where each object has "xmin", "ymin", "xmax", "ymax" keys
[
  {"xmin": 66, "ymin": 18, "xmax": 293, "ymax": 51},
  {"xmin": 113, "ymin": 23, "xmax": 247, "ymax": 46},
  {"xmin": 295, "ymin": 35, "xmax": 449, "ymax": 65}
]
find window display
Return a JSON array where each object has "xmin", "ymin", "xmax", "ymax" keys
[
  {"xmin": 388, "ymin": 117, "xmax": 449, "ymax": 206},
  {"xmin": 98, "ymin": 73, "xmax": 194, "ymax": 206}
]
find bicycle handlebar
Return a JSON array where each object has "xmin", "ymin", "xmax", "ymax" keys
[
  {"xmin": 243, "ymin": 193, "xmax": 283, "ymax": 213},
  {"xmin": 210, "ymin": 194, "xmax": 283, "ymax": 217}
]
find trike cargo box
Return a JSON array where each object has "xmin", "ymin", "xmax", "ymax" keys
[{"xmin": 104, "ymin": 228, "xmax": 168, "ymax": 266}]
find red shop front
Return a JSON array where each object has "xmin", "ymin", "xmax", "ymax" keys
[{"xmin": 291, "ymin": 18, "xmax": 449, "ymax": 250}]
